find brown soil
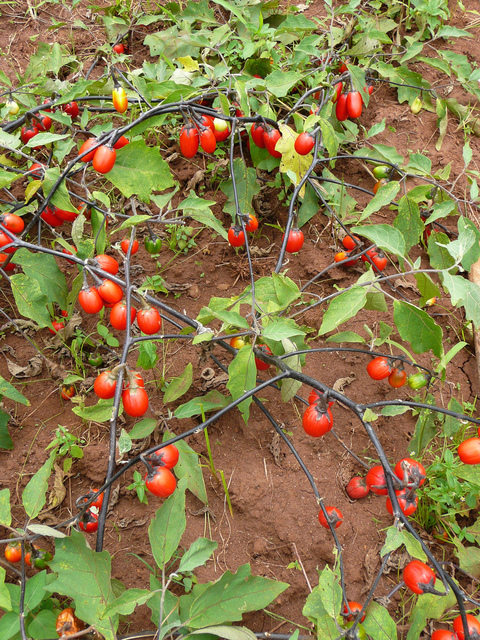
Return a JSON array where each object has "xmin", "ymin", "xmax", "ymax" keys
[{"xmin": 0, "ymin": 1, "xmax": 479, "ymax": 638}]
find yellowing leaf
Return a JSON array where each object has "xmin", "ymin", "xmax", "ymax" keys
[
  {"xmin": 178, "ymin": 56, "xmax": 200, "ymax": 72},
  {"xmin": 277, "ymin": 123, "xmax": 313, "ymax": 198}
]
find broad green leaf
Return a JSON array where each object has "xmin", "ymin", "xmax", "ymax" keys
[
  {"xmin": 414, "ymin": 273, "xmax": 441, "ymax": 308},
  {"xmin": 187, "ymin": 564, "xmax": 288, "ymax": 628},
  {"xmin": 250, "ymin": 273, "xmax": 301, "ymax": 314},
  {"xmin": 227, "ymin": 344, "xmax": 257, "ymax": 423},
  {"xmin": 48, "ymin": 530, "xmax": 118, "ymax": 640},
  {"xmin": 136, "ymin": 339, "xmax": 158, "ymax": 370},
  {"xmin": 0, "ymin": 611, "xmax": 19, "ymax": 639},
  {"xmin": 408, "ymin": 405, "xmax": 439, "ymax": 456},
  {"xmin": 303, "ymin": 583, "xmax": 338, "ymax": 638},
  {"xmin": 72, "ymin": 398, "xmax": 119, "ymax": 423},
  {"xmin": 264, "ymin": 69, "xmax": 304, "ymax": 98},
  {"xmin": 101, "ymin": 588, "xmax": 154, "ymax": 619},
  {"xmin": 178, "ymin": 538, "xmax": 217, "ymax": 573},
  {"xmin": 454, "ymin": 538, "xmax": 480, "ymax": 577},
  {"xmin": 9, "ymin": 273, "xmax": 51, "ymax": 327},
  {"xmin": 26, "ymin": 608, "xmax": 57, "ymax": 639},
  {"xmin": 318, "ymin": 564, "xmax": 342, "ymax": 619},
  {"xmin": 14, "ymin": 248, "xmax": 68, "ymax": 309},
  {"xmin": 318, "ymin": 117, "xmax": 339, "ymax": 160},
  {"xmin": 459, "ymin": 217, "xmax": 480, "ymax": 271},
  {"xmin": 180, "ymin": 192, "xmax": 228, "ymax": 240},
  {"xmin": 325, "ymin": 331, "xmax": 366, "ymax": 344},
  {"xmin": 0, "ymin": 376, "xmax": 30, "ymax": 407},
  {"xmin": 297, "ymin": 182, "xmax": 319, "ymax": 227},
  {"xmin": 174, "ymin": 390, "xmax": 231, "ymax": 419},
  {"xmin": 363, "ymin": 601, "xmax": 398, "ymax": 640},
  {"xmin": 0, "ymin": 170, "xmax": 21, "ymax": 190},
  {"xmin": 168, "ymin": 433, "xmax": 207, "ymax": 504},
  {"xmin": 280, "ymin": 338, "xmax": 302, "ymax": 403},
  {"xmin": 0, "ymin": 567, "xmax": 11, "ymax": 612},
  {"xmin": 0, "ymin": 488, "xmax": 11, "ymax": 526},
  {"xmin": 25, "ymin": 132, "xmax": 70, "ymax": 147},
  {"xmin": 105, "ymin": 141, "xmax": 174, "ymax": 201},
  {"xmin": 393, "ymin": 197, "xmax": 423, "ymax": 254},
  {"xmin": 27, "ymin": 524, "xmax": 66, "ymax": 538},
  {"xmin": 352, "ymin": 224, "xmax": 405, "ymax": 258},
  {"xmin": 147, "ymin": 574, "xmax": 180, "ymax": 632},
  {"xmin": 186, "ymin": 626, "xmax": 256, "ymax": 640},
  {"xmin": 262, "ymin": 319, "xmax": 305, "ymax": 341},
  {"xmin": 221, "ymin": 159, "xmax": 261, "ymax": 219},
  {"xmin": 427, "ymin": 232, "xmax": 456, "ymax": 271},
  {"xmin": 118, "ymin": 429, "xmax": 131, "ymax": 454},
  {"xmin": 22, "ymin": 452, "xmax": 55, "ymax": 519},
  {"xmin": 406, "ymin": 153, "xmax": 431, "ymax": 176},
  {"xmin": 42, "ymin": 167, "xmax": 78, "ymax": 213},
  {"xmin": 0, "ymin": 410, "xmax": 13, "ymax": 451},
  {"xmin": 164, "ymin": 363, "xmax": 193, "ymax": 403},
  {"xmin": 441, "ymin": 272, "xmax": 480, "ymax": 329},
  {"xmin": 91, "ymin": 208, "xmax": 107, "ymax": 255},
  {"xmin": 407, "ymin": 588, "xmax": 457, "ymax": 640},
  {"xmin": 149, "ymin": 477, "xmax": 187, "ymax": 568},
  {"xmin": 128, "ymin": 418, "xmax": 157, "ymax": 440},
  {"xmin": 381, "ymin": 527, "xmax": 426, "ymax": 561},
  {"xmin": 319, "ymin": 287, "xmax": 367, "ymax": 335},
  {"xmin": 442, "ymin": 397, "xmax": 463, "ymax": 437},
  {"xmin": 393, "ymin": 301, "xmax": 443, "ymax": 357},
  {"xmin": 381, "ymin": 405, "xmax": 411, "ymax": 416}
]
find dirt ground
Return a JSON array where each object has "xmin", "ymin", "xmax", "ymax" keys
[{"xmin": 0, "ymin": 0, "xmax": 479, "ymax": 637}]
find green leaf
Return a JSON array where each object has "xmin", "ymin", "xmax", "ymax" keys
[
  {"xmin": 454, "ymin": 538, "xmax": 480, "ymax": 577},
  {"xmin": 414, "ymin": 273, "xmax": 441, "ymax": 308},
  {"xmin": 325, "ymin": 331, "xmax": 366, "ymax": 344},
  {"xmin": 169, "ymin": 434, "xmax": 207, "ymax": 504},
  {"xmin": 0, "ymin": 488, "xmax": 11, "ymax": 526},
  {"xmin": 393, "ymin": 197, "xmax": 423, "ymax": 254},
  {"xmin": 381, "ymin": 527, "xmax": 427, "ymax": 561},
  {"xmin": 105, "ymin": 141, "xmax": 174, "ymax": 201},
  {"xmin": 147, "ymin": 574, "xmax": 180, "ymax": 633},
  {"xmin": 9, "ymin": 273, "xmax": 51, "ymax": 328},
  {"xmin": 72, "ymin": 398, "xmax": 119, "ymax": 423},
  {"xmin": 381, "ymin": 405, "xmax": 411, "ymax": 417},
  {"xmin": 459, "ymin": 216, "xmax": 480, "ymax": 271},
  {"xmin": 91, "ymin": 208, "xmax": 107, "ymax": 255},
  {"xmin": 363, "ymin": 601, "xmax": 398, "ymax": 640},
  {"xmin": 250, "ymin": 273, "xmax": 301, "ymax": 314},
  {"xmin": 407, "ymin": 588, "xmax": 457, "ymax": 640},
  {"xmin": 352, "ymin": 224, "xmax": 406, "ymax": 258},
  {"xmin": 22, "ymin": 452, "xmax": 55, "ymax": 519},
  {"xmin": 358, "ymin": 181, "xmax": 400, "ymax": 222},
  {"xmin": 42, "ymin": 167, "xmax": 78, "ymax": 214},
  {"xmin": 149, "ymin": 477, "xmax": 187, "ymax": 569},
  {"xmin": 174, "ymin": 390, "xmax": 231, "ymax": 419},
  {"xmin": 27, "ymin": 608, "xmax": 58, "ymax": 639},
  {"xmin": 317, "ymin": 564, "xmax": 342, "ymax": 618},
  {"xmin": 14, "ymin": 248, "xmax": 68, "ymax": 309},
  {"xmin": 48, "ymin": 530, "xmax": 118, "ymax": 640},
  {"xmin": 302, "ymin": 580, "xmax": 338, "ymax": 638},
  {"xmin": 0, "ymin": 610, "xmax": 19, "ymax": 639},
  {"xmin": 180, "ymin": 192, "xmax": 228, "ymax": 240},
  {"xmin": 408, "ymin": 404, "xmax": 439, "ymax": 456},
  {"xmin": 164, "ymin": 363, "xmax": 193, "ymax": 403},
  {"xmin": 136, "ymin": 339, "xmax": 159, "ymax": 370},
  {"xmin": 442, "ymin": 272, "xmax": 480, "ymax": 329},
  {"xmin": 319, "ymin": 287, "xmax": 367, "ymax": 335},
  {"xmin": 442, "ymin": 397, "xmax": 463, "ymax": 437},
  {"xmin": 393, "ymin": 301, "xmax": 443, "ymax": 357},
  {"xmin": 128, "ymin": 418, "xmax": 157, "ymax": 440},
  {"xmin": 186, "ymin": 564, "xmax": 288, "ymax": 628},
  {"xmin": 0, "ymin": 409, "xmax": 13, "ymax": 451},
  {"xmin": 27, "ymin": 524, "xmax": 66, "ymax": 538},
  {"xmin": 178, "ymin": 538, "xmax": 217, "ymax": 573},
  {"xmin": 227, "ymin": 344, "xmax": 257, "ymax": 423},
  {"xmin": 280, "ymin": 338, "xmax": 302, "ymax": 403},
  {"xmin": 264, "ymin": 69, "xmax": 304, "ymax": 98},
  {"xmin": 427, "ymin": 232, "xmax": 456, "ymax": 271},
  {"xmin": 221, "ymin": 159, "xmax": 261, "ymax": 219},
  {"xmin": 101, "ymin": 588, "xmax": 154, "ymax": 619},
  {"xmin": 186, "ymin": 627, "xmax": 256, "ymax": 640},
  {"xmin": 118, "ymin": 429, "xmax": 131, "ymax": 455},
  {"xmin": 262, "ymin": 319, "xmax": 305, "ymax": 341},
  {"xmin": 0, "ymin": 567, "xmax": 12, "ymax": 612},
  {"xmin": 297, "ymin": 182, "xmax": 319, "ymax": 228}
]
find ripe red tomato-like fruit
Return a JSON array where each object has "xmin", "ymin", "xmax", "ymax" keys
[
  {"xmin": 60, "ymin": 384, "xmax": 75, "ymax": 400},
  {"xmin": 110, "ymin": 301, "xmax": 137, "ymax": 330},
  {"xmin": 342, "ymin": 235, "xmax": 359, "ymax": 251},
  {"xmin": 430, "ymin": 631, "xmax": 459, "ymax": 640},
  {"xmin": 0, "ymin": 253, "xmax": 15, "ymax": 271},
  {"xmin": 29, "ymin": 162, "xmax": 45, "ymax": 179},
  {"xmin": 228, "ymin": 226, "xmax": 245, "ymax": 248},
  {"xmin": 79, "ymin": 138, "xmax": 97, "ymax": 162},
  {"xmin": 92, "ymin": 145, "xmax": 116, "ymax": 174},
  {"xmin": 302, "ymin": 404, "xmax": 333, "ymax": 437},
  {"xmin": 458, "ymin": 438, "xmax": 480, "ymax": 465},
  {"xmin": 386, "ymin": 489, "xmax": 418, "ymax": 516},
  {"xmin": 0, "ymin": 231, "xmax": 16, "ymax": 254},
  {"xmin": 78, "ymin": 287, "xmax": 104, "ymax": 314},
  {"xmin": 251, "ymin": 123, "xmax": 266, "ymax": 148},
  {"xmin": 1, "ymin": 213, "xmax": 24, "ymax": 234},
  {"xmin": 255, "ymin": 345, "xmax": 273, "ymax": 371},
  {"xmin": 145, "ymin": 467, "xmax": 176, "ymax": 497},
  {"xmin": 334, "ymin": 251, "xmax": 357, "ymax": 267},
  {"xmin": 283, "ymin": 228, "xmax": 304, "ymax": 253},
  {"xmin": 94, "ymin": 371, "xmax": 117, "ymax": 399},
  {"xmin": 214, "ymin": 118, "xmax": 230, "ymax": 141},
  {"xmin": 394, "ymin": 458, "xmax": 426, "ymax": 487},
  {"xmin": 33, "ymin": 113, "xmax": 52, "ymax": 131},
  {"xmin": 346, "ymin": 91, "xmax": 363, "ymax": 119},
  {"xmin": 245, "ymin": 214, "xmax": 259, "ymax": 233},
  {"xmin": 120, "ymin": 238, "xmax": 139, "ymax": 255},
  {"xmin": 403, "ymin": 560, "xmax": 436, "ymax": 595},
  {"xmin": 98, "ymin": 279, "xmax": 123, "ymax": 304},
  {"xmin": 112, "ymin": 85, "xmax": 128, "ymax": 114},
  {"xmin": 318, "ymin": 506, "xmax": 343, "ymax": 529},
  {"xmin": 346, "ymin": 476, "xmax": 370, "ymax": 500},
  {"xmin": 373, "ymin": 178, "xmax": 388, "ymax": 194},
  {"xmin": 294, "ymin": 132, "xmax": 315, "ymax": 155},
  {"xmin": 388, "ymin": 367, "xmax": 406, "ymax": 388},
  {"xmin": 95, "ymin": 254, "xmax": 119, "ymax": 274},
  {"xmin": 179, "ymin": 125, "xmax": 199, "ymax": 158},
  {"xmin": 263, "ymin": 128, "xmax": 282, "ymax": 158},
  {"xmin": 343, "ymin": 602, "xmax": 365, "ymax": 622},
  {"xmin": 5, "ymin": 542, "xmax": 22, "ymax": 563},
  {"xmin": 366, "ymin": 356, "xmax": 391, "ymax": 380},
  {"xmin": 113, "ymin": 135, "xmax": 129, "ymax": 149},
  {"xmin": 122, "ymin": 385, "xmax": 149, "ymax": 417},
  {"xmin": 150, "ymin": 444, "xmax": 180, "ymax": 469},
  {"xmin": 200, "ymin": 128, "xmax": 217, "ymax": 153},
  {"xmin": 366, "ymin": 465, "xmax": 388, "ymax": 495},
  {"xmin": 137, "ymin": 307, "xmax": 162, "ymax": 335},
  {"xmin": 372, "ymin": 252, "xmax": 388, "ymax": 271},
  {"xmin": 335, "ymin": 93, "xmax": 348, "ymax": 121},
  {"xmin": 332, "ymin": 82, "xmax": 343, "ymax": 103},
  {"xmin": 308, "ymin": 389, "xmax": 335, "ymax": 408},
  {"xmin": 21, "ymin": 123, "xmax": 39, "ymax": 145},
  {"xmin": 49, "ymin": 321, "xmax": 65, "ymax": 335},
  {"xmin": 79, "ymin": 510, "xmax": 98, "ymax": 533},
  {"xmin": 41, "ymin": 207, "xmax": 63, "ymax": 227},
  {"xmin": 89, "ymin": 489, "xmax": 104, "ymax": 510},
  {"xmin": 453, "ymin": 614, "xmax": 480, "ymax": 640},
  {"xmin": 52, "ymin": 205, "xmax": 78, "ymax": 222},
  {"xmin": 113, "ymin": 43, "xmax": 125, "ymax": 54},
  {"xmin": 62, "ymin": 101, "xmax": 79, "ymax": 118}
]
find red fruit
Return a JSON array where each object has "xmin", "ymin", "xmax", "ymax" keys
[
  {"xmin": 394, "ymin": 458, "xmax": 426, "ymax": 487},
  {"xmin": 386, "ymin": 489, "xmax": 418, "ymax": 516},
  {"xmin": 79, "ymin": 138, "xmax": 97, "ymax": 162},
  {"xmin": 318, "ymin": 506, "xmax": 343, "ymax": 529},
  {"xmin": 453, "ymin": 614, "xmax": 480, "ymax": 640},
  {"xmin": 308, "ymin": 389, "xmax": 335, "ymax": 408},
  {"xmin": 199, "ymin": 128, "xmax": 217, "ymax": 153},
  {"xmin": 110, "ymin": 301, "xmax": 136, "ymax": 330},
  {"xmin": 179, "ymin": 125, "xmax": 199, "ymax": 158},
  {"xmin": 263, "ymin": 128, "xmax": 282, "ymax": 158},
  {"xmin": 373, "ymin": 179, "xmax": 388, "ymax": 194},
  {"xmin": 137, "ymin": 307, "xmax": 162, "ymax": 335},
  {"xmin": 94, "ymin": 371, "xmax": 117, "ymax": 399},
  {"xmin": 29, "ymin": 162, "xmax": 45, "ymax": 179},
  {"xmin": 0, "ymin": 253, "xmax": 15, "ymax": 271},
  {"xmin": 41, "ymin": 207, "xmax": 63, "ymax": 227},
  {"xmin": 145, "ymin": 467, "xmax": 176, "ymax": 497},
  {"xmin": 122, "ymin": 385, "xmax": 149, "ymax": 417},
  {"xmin": 149, "ymin": 444, "xmax": 179, "ymax": 469},
  {"xmin": 213, "ymin": 118, "xmax": 230, "ymax": 141},
  {"xmin": 92, "ymin": 146, "xmax": 116, "ymax": 174},
  {"xmin": 283, "ymin": 228, "xmax": 304, "ymax": 253},
  {"xmin": 60, "ymin": 384, "xmax": 75, "ymax": 400},
  {"xmin": 403, "ymin": 560, "xmax": 436, "ymax": 595},
  {"xmin": 98, "ymin": 279, "xmax": 123, "ymax": 304},
  {"xmin": 0, "ymin": 231, "xmax": 16, "ymax": 254},
  {"xmin": 4, "ymin": 542, "xmax": 22, "ymax": 563},
  {"xmin": 388, "ymin": 367, "xmax": 406, "ymax": 388},
  {"xmin": 245, "ymin": 214, "xmax": 258, "ymax": 233},
  {"xmin": 21, "ymin": 124, "xmax": 39, "ymax": 145},
  {"xmin": 49, "ymin": 321, "xmax": 65, "ymax": 335},
  {"xmin": 1, "ymin": 213, "xmax": 24, "ymax": 234},
  {"xmin": 335, "ymin": 93, "xmax": 348, "ymax": 121},
  {"xmin": 78, "ymin": 287, "xmax": 104, "ymax": 314},
  {"xmin": 366, "ymin": 465, "xmax": 388, "ymax": 495},
  {"xmin": 62, "ymin": 101, "xmax": 79, "ymax": 118},
  {"xmin": 342, "ymin": 235, "xmax": 359, "ymax": 251},
  {"xmin": 52, "ymin": 205, "xmax": 78, "ymax": 222},
  {"xmin": 294, "ymin": 132, "xmax": 315, "ymax": 155},
  {"xmin": 228, "ymin": 226, "xmax": 245, "ymax": 248},
  {"xmin": 334, "ymin": 251, "xmax": 357, "ymax": 266},
  {"xmin": 302, "ymin": 404, "xmax": 333, "ymax": 437},
  {"xmin": 366, "ymin": 356, "xmax": 391, "ymax": 380},
  {"xmin": 113, "ymin": 43, "xmax": 125, "ymax": 54},
  {"xmin": 113, "ymin": 135, "xmax": 129, "ymax": 149},
  {"xmin": 431, "ymin": 631, "xmax": 459, "ymax": 640},
  {"xmin": 251, "ymin": 123, "xmax": 266, "ymax": 148},
  {"xmin": 343, "ymin": 602, "xmax": 365, "ymax": 622},
  {"xmin": 95, "ymin": 254, "xmax": 119, "ymax": 275},
  {"xmin": 33, "ymin": 114, "xmax": 52, "ymax": 131},
  {"xmin": 332, "ymin": 82, "xmax": 343, "ymax": 103},
  {"xmin": 346, "ymin": 91, "xmax": 362, "ymax": 119},
  {"xmin": 458, "ymin": 438, "xmax": 480, "ymax": 465},
  {"xmin": 79, "ymin": 510, "xmax": 98, "ymax": 533},
  {"xmin": 120, "ymin": 238, "xmax": 139, "ymax": 255},
  {"xmin": 255, "ymin": 345, "xmax": 272, "ymax": 371},
  {"xmin": 346, "ymin": 477, "xmax": 370, "ymax": 500}
]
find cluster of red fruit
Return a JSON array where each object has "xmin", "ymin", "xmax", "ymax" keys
[
  {"xmin": 144, "ymin": 444, "xmax": 179, "ymax": 498},
  {"xmin": 19, "ymin": 100, "xmax": 79, "ymax": 147},
  {"xmin": 0, "ymin": 213, "xmax": 24, "ymax": 271},
  {"xmin": 94, "ymin": 368, "xmax": 149, "ymax": 418},
  {"xmin": 179, "ymin": 114, "xmax": 230, "ymax": 158},
  {"xmin": 334, "ymin": 235, "xmax": 387, "ymax": 271},
  {"xmin": 79, "ymin": 488, "xmax": 104, "ymax": 533},
  {"xmin": 4, "ymin": 541, "xmax": 52, "ymax": 569}
]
